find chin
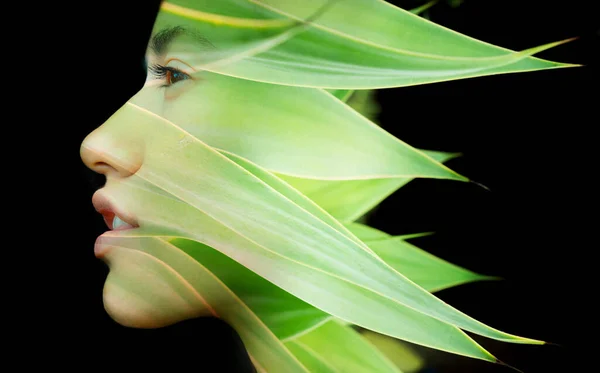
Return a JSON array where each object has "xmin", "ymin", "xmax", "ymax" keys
[{"xmin": 101, "ymin": 247, "xmax": 211, "ymax": 328}]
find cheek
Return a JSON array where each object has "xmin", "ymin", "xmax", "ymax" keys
[
  {"xmin": 164, "ymin": 78, "xmax": 196, "ymax": 101},
  {"xmin": 162, "ymin": 84, "xmax": 213, "ymax": 130},
  {"xmin": 128, "ymin": 76, "xmax": 218, "ymax": 140}
]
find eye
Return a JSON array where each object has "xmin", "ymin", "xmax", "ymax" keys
[
  {"xmin": 148, "ymin": 63, "xmax": 192, "ymax": 87},
  {"xmin": 165, "ymin": 68, "xmax": 191, "ymax": 85}
]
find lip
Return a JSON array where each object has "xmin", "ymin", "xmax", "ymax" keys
[{"xmin": 92, "ymin": 191, "xmax": 139, "ymax": 257}]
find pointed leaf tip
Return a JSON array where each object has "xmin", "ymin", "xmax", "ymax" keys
[
  {"xmin": 397, "ymin": 232, "xmax": 436, "ymax": 241},
  {"xmin": 495, "ymin": 358, "xmax": 525, "ymax": 373},
  {"xmin": 481, "ymin": 275, "xmax": 504, "ymax": 282},
  {"xmin": 543, "ymin": 341, "xmax": 562, "ymax": 347},
  {"xmin": 519, "ymin": 36, "xmax": 582, "ymax": 67},
  {"xmin": 410, "ymin": 0, "xmax": 439, "ymax": 15},
  {"xmin": 469, "ymin": 179, "xmax": 491, "ymax": 191}
]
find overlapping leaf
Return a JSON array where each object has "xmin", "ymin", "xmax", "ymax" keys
[
  {"xmin": 151, "ymin": 0, "xmax": 575, "ymax": 89},
  {"xmin": 83, "ymin": 102, "xmax": 545, "ymax": 364},
  {"xmin": 286, "ymin": 319, "xmax": 403, "ymax": 372},
  {"xmin": 277, "ymin": 150, "xmax": 460, "ymax": 222},
  {"xmin": 347, "ymin": 224, "xmax": 498, "ymax": 292},
  {"xmin": 170, "ymin": 238, "xmax": 331, "ymax": 341},
  {"xmin": 409, "ymin": 0, "xmax": 439, "ymax": 15},
  {"xmin": 359, "ymin": 330, "xmax": 424, "ymax": 373},
  {"xmin": 132, "ymin": 71, "xmax": 465, "ymax": 181}
]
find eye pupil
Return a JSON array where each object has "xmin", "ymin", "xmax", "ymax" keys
[{"xmin": 167, "ymin": 70, "xmax": 190, "ymax": 85}]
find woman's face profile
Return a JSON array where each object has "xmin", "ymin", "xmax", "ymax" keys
[
  {"xmin": 78, "ymin": 4, "xmax": 342, "ymax": 331},
  {"xmin": 78, "ymin": 3, "xmax": 395, "ymax": 331},
  {"xmin": 78, "ymin": 5, "xmax": 338, "ymax": 329},
  {"xmin": 79, "ymin": 14, "xmax": 230, "ymax": 328}
]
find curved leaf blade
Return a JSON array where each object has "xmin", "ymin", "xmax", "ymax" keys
[
  {"xmin": 151, "ymin": 0, "xmax": 577, "ymax": 89},
  {"xmin": 277, "ymin": 150, "xmax": 460, "ymax": 222},
  {"xmin": 83, "ymin": 78, "xmax": 543, "ymax": 363},
  {"xmin": 359, "ymin": 330, "xmax": 425, "ymax": 373},
  {"xmin": 132, "ymin": 71, "xmax": 467, "ymax": 181},
  {"xmin": 285, "ymin": 341, "xmax": 340, "ymax": 373},
  {"xmin": 344, "ymin": 224, "xmax": 497, "ymax": 292},
  {"xmin": 289, "ymin": 319, "xmax": 403, "ymax": 373},
  {"xmin": 410, "ymin": 0, "xmax": 439, "ymax": 15}
]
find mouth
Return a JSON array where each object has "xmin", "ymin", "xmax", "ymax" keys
[
  {"xmin": 92, "ymin": 191, "xmax": 139, "ymax": 231},
  {"xmin": 92, "ymin": 191, "xmax": 140, "ymax": 258}
]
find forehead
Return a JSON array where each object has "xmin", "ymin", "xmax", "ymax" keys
[
  {"xmin": 149, "ymin": 2, "xmax": 292, "ymax": 55},
  {"xmin": 148, "ymin": 26, "xmax": 215, "ymax": 57}
]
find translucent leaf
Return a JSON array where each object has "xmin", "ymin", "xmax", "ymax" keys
[
  {"xmin": 151, "ymin": 0, "xmax": 576, "ymax": 89},
  {"xmin": 343, "ymin": 222, "xmax": 391, "ymax": 241},
  {"xmin": 367, "ymin": 237, "xmax": 498, "ymax": 292},
  {"xmin": 277, "ymin": 150, "xmax": 460, "ymax": 222},
  {"xmin": 81, "ymin": 102, "xmax": 543, "ymax": 363},
  {"xmin": 171, "ymin": 238, "xmax": 331, "ymax": 340},
  {"xmin": 327, "ymin": 89, "xmax": 354, "ymax": 101},
  {"xmin": 132, "ymin": 71, "xmax": 466, "ymax": 181},
  {"xmin": 287, "ymin": 319, "xmax": 403, "ymax": 372},
  {"xmin": 285, "ymin": 341, "xmax": 339, "ymax": 373},
  {"xmin": 360, "ymin": 330, "xmax": 425, "ymax": 373},
  {"xmin": 347, "ymin": 224, "xmax": 499, "ymax": 292},
  {"xmin": 409, "ymin": 0, "xmax": 439, "ymax": 15},
  {"xmin": 346, "ymin": 89, "xmax": 381, "ymax": 123}
]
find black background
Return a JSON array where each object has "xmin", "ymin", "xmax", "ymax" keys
[{"xmin": 29, "ymin": 0, "xmax": 597, "ymax": 371}]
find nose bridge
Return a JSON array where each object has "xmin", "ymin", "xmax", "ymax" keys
[{"xmin": 80, "ymin": 105, "xmax": 145, "ymax": 178}]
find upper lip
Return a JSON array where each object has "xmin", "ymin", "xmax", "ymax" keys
[{"xmin": 92, "ymin": 191, "xmax": 139, "ymax": 230}]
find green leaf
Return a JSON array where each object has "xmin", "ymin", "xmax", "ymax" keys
[
  {"xmin": 82, "ymin": 102, "xmax": 543, "ymax": 363},
  {"xmin": 367, "ymin": 237, "xmax": 498, "ymax": 292},
  {"xmin": 170, "ymin": 238, "xmax": 331, "ymax": 340},
  {"xmin": 132, "ymin": 71, "xmax": 466, "ymax": 182},
  {"xmin": 343, "ymin": 222, "xmax": 391, "ymax": 241},
  {"xmin": 287, "ymin": 319, "xmax": 403, "ymax": 372},
  {"xmin": 277, "ymin": 150, "xmax": 461, "ymax": 222},
  {"xmin": 359, "ymin": 330, "xmax": 425, "ymax": 373},
  {"xmin": 96, "ymin": 235, "xmax": 309, "ymax": 372},
  {"xmin": 285, "ymin": 341, "xmax": 339, "ymax": 373},
  {"xmin": 152, "ymin": 0, "xmax": 577, "ymax": 89},
  {"xmin": 347, "ymin": 224, "xmax": 499, "ymax": 292},
  {"xmin": 410, "ymin": 0, "xmax": 439, "ymax": 15},
  {"xmin": 346, "ymin": 89, "xmax": 381, "ymax": 123},
  {"xmin": 327, "ymin": 89, "xmax": 354, "ymax": 101}
]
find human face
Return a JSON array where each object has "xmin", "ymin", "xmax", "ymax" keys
[
  {"xmin": 78, "ymin": 0, "xmax": 469, "ymax": 333},
  {"xmin": 78, "ymin": 21, "xmax": 227, "ymax": 328},
  {"xmin": 78, "ymin": 10, "xmax": 317, "ymax": 330},
  {"xmin": 78, "ymin": 8, "xmax": 315, "ymax": 327}
]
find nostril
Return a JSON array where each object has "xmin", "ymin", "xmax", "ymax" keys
[
  {"xmin": 93, "ymin": 161, "xmax": 119, "ymax": 174},
  {"xmin": 93, "ymin": 161, "xmax": 108, "ymax": 168},
  {"xmin": 92, "ymin": 159, "xmax": 141, "ymax": 178}
]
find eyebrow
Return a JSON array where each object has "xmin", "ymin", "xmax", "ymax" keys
[{"xmin": 149, "ymin": 26, "xmax": 215, "ymax": 56}]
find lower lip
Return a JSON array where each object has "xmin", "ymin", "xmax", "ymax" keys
[
  {"xmin": 94, "ymin": 226, "xmax": 139, "ymax": 258},
  {"xmin": 94, "ymin": 235, "xmax": 110, "ymax": 258}
]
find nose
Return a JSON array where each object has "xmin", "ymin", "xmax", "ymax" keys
[{"xmin": 80, "ymin": 105, "xmax": 144, "ymax": 179}]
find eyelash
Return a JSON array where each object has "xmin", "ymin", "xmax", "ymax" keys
[{"xmin": 148, "ymin": 63, "xmax": 191, "ymax": 87}]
